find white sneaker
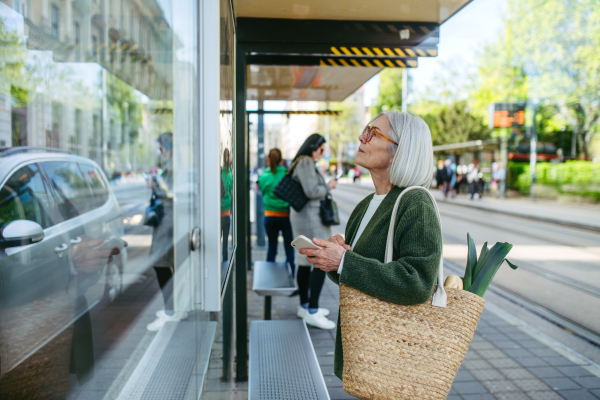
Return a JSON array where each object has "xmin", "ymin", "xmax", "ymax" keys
[
  {"xmin": 147, "ymin": 315, "xmax": 167, "ymax": 332},
  {"xmin": 297, "ymin": 306, "xmax": 330, "ymax": 318},
  {"xmin": 297, "ymin": 306, "xmax": 308, "ymax": 319},
  {"xmin": 147, "ymin": 311, "xmax": 188, "ymax": 331},
  {"xmin": 303, "ymin": 312, "xmax": 336, "ymax": 330}
]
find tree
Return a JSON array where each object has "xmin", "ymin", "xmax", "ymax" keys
[
  {"xmin": 473, "ymin": 0, "xmax": 600, "ymax": 158},
  {"xmin": 369, "ymin": 68, "xmax": 405, "ymax": 117},
  {"xmin": 329, "ymin": 99, "xmax": 364, "ymax": 167},
  {"xmin": 414, "ymin": 100, "xmax": 491, "ymax": 146}
]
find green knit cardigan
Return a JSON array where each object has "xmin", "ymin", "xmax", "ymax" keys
[{"xmin": 326, "ymin": 186, "xmax": 442, "ymax": 381}]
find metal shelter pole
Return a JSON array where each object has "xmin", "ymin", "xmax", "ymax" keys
[
  {"xmin": 530, "ymin": 104, "xmax": 538, "ymax": 202},
  {"xmin": 234, "ymin": 41, "xmax": 248, "ymax": 381},
  {"xmin": 256, "ymin": 101, "xmax": 266, "ymax": 247}
]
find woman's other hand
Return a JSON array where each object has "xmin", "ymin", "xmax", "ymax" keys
[
  {"xmin": 299, "ymin": 238, "xmax": 346, "ymax": 272},
  {"xmin": 328, "ymin": 234, "xmax": 351, "ymax": 250},
  {"xmin": 328, "ymin": 179, "xmax": 338, "ymax": 189}
]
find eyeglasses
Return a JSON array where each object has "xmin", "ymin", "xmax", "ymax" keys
[{"xmin": 362, "ymin": 125, "xmax": 398, "ymax": 146}]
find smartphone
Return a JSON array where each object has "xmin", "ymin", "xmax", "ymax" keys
[
  {"xmin": 335, "ymin": 171, "xmax": 344, "ymax": 180},
  {"xmin": 94, "ymin": 237, "xmax": 128, "ymax": 251},
  {"xmin": 291, "ymin": 235, "xmax": 323, "ymax": 250}
]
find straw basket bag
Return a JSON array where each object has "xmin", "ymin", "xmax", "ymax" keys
[{"xmin": 339, "ymin": 187, "xmax": 485, "ymax": 400}]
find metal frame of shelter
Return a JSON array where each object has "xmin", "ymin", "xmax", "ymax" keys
[{"xmin": 233, "ymin": 15, "xmax": 441, "ymax": 381}]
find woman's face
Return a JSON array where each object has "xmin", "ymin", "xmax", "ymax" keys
[
  {"xmin": 355, "ymin": 116, "xmax": 394, "ymax": 171},
  {"xmin": 312, "ymin": 143, "xmax": 325, "ymax": 161}
]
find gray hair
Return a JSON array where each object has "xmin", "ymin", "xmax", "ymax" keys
[{"xmin": 367, "ymin": 111, "xmax": 435, "ymax": 188}]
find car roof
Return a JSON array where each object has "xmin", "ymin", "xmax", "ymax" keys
[{"xmin": 0, "ymin": 151, "xmax": 103, "ymax": 184}]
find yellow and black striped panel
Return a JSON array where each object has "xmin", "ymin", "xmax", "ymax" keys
[
  {"xmin": 151, "ymin": 108, "xmax": 173, "ymax": 115},
  {"xmin": 247, "ymin": 54, "xmax": 417, "ymax": 68},
  {"xmin": 330, "ymin": 46, "xmax": 437, "ymax": 58},
  {"xmin": 319, "ymin": 57, "xmax": 417, "ymax": 68},
  {"xmin": 285, "ymin": 111, "xmax": 341, "ymax": 115}
]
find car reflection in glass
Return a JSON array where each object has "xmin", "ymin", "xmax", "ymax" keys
[{"xmin": 0, "ymin": 149, "xmax": 127, "ymax": 399}]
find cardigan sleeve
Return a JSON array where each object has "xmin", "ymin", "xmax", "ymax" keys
[
  {"xmin": 339, "ymin": 199, "xmax": 441, "ymax": 305},
  {"xmin": 293, "ymin": 157, "xmax": 328, "ymax": 200}
]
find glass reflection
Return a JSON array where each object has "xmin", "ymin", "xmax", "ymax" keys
[
  {"xmin": 0, "ymin": 0, "xmax": 203, "ymax": 398},
  {"xmin": 219, "ymin": 0, "xmax": 234, "ymax": 285}
]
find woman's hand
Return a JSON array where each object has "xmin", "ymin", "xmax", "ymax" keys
[
  {"xmin": 299, "ymin": 238, "xmax": 346, "ymax": 273},
  {"xmin": 328, "ymin": 234, "xmax": 351, "ymax": 250},
  {"xmin": 328, "ymin": 179, "xmax": 338, "ymax": 189}
]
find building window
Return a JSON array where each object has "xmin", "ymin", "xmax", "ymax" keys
[
  {"xmin": 51, "ymin": 5, "xmax": 60, "ymax": 38},
  {"xmin": 74, "ymin": 22, "xmax": 80, "ymax": 60}
]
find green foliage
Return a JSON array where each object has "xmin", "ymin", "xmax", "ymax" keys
[
  {"xmin": 413, "ymin": 100, "xmax": 491, "ymax": 145},
  {"xmin": 471, "ymin": 0, "xmax": 600, "ymax": 157},
  {"xmin": 0, "ymin": 18, "xmax": 27, "ymax": 86},
  {"xmin": 465, "ymin": 234, "xmax": 519, "ymax": 298},
  {"xmin": 511, "ymin": 161, "xmax": 600, "ymax": 200},
  {"xmin": 105, "ymin": 72, "xmax": 144, "ymax": 142},
  {"xmin": 328, "ymin": 99, "xmax": 364, "ymax": 156},
  {"xmin": 369, "ymin": 69, "xmax": 404, "ymax": 117}
]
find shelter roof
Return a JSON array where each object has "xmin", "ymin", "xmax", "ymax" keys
[{"xmin": 233, "ymin": 0, "xmax": 473, "ymax": 101}]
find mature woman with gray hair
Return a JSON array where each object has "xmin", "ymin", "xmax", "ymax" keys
[{"xmin": 298, "ymin": 111, "xmax": 442, "ymax": 382}]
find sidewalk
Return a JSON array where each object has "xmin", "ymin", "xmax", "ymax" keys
[
  {"xmin": 338, "ymin": 177, "xmax": 600, "ymax": 232},
  {"xmin": 250, "ymin": 242, "xmax": 600, "ymax": 400}
]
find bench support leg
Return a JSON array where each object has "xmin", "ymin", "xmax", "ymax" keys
[{"xmin": 264, "ymin": 296, "xmax": 272, "ymax": 320}]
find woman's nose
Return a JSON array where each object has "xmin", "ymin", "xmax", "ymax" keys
[{"xmin": 358, "ymin": 131, "xmax": 367, "ymax": 144}]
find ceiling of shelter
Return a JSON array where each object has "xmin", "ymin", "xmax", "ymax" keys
[
  {"xmin": 233, "ymin": 0, "xmax": 470, "ymax": 24},
  {"xmin": 234, "ymin": 0, "xmax": 473, "ymax": 102},
  {"xmin": 246, "ymin": 65, "xmax": 381, "ymax": 101}
]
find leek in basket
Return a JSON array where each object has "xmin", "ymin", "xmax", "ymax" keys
[{"xmin": 462, "ymin": 233, "xmax": 519, "ymax": 297}]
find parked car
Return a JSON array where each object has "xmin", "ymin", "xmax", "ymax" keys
[{"xmin": 0, "ymin": 147, "xmax": 127, "ymax": 378}]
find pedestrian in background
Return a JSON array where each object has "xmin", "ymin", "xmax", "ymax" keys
[
  {"xmin": 467, "ymin": 160, "xmax": 480, "ymax": 200},
  {"xmin": 147, "ymin": 132, "xmax": 186, "ymax": 331},
  {"xmin": 352, "ymin": 165, "xmax": 362, "ymax": 184},
  {"xmin": 291, "ymin": 134, "xmax": 338, "ymax": 330},
  {"xmin": 258, "ymin": 149, "xmax": 295, "ymax": 276},
  {"xmin": 221, "ymin": 148, "xmax": 233, "ymax": 263},
  {"xmin": 496, "ymin": 161, "xmax": 506, "ymax": 198},
  {"xmin": 440, "ymin": 159, "xmax": 453, "ymax": 199}
]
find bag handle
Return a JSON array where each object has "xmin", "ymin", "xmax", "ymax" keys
[
  {"xmin": 384, "ymin": 186, "xmax": 447, "ymax": 308},
  {"xmin": 286, "ymin": 155, "xmax": 311, "ymax": 176}
]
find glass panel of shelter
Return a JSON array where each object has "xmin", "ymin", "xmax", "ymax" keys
[{"xmin": 0, "ymin": 1, "xmax": 205, "ymax": 399}]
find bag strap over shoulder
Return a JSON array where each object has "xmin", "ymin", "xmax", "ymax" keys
[
  {"xmin": 286, "ymin": 155, "xmax": 311, "ymax": 175},
  {"xmin": 384, "ymin": 186, "xmax": 447, "ymax": 308}
]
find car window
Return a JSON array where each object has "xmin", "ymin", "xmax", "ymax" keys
[
  {"xmin": 79, "ymin": 163, "xmax": 110, "ymax": 208},
  {"xmin": 42, "ymin": 161, "xmax": 95, "ymax": 220},
  {"xmin": 0, "ymin": 163, "xmax": 55, "ymax": 230}
]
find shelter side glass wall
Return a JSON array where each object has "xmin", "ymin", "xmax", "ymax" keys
[{"xmin": 0, "ymin": 1, "xmax": 220, "ymax": 399}]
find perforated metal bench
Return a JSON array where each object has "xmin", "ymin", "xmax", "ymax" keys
[
  {"xmin": 252, "ymin": 261, "xmax": 297, "ymax": 320},
  {"xmin": 116, "ymin": 320, "xmax": 216, "ymax": 400},
  {"xmin": 249, "ymin": 320, "xmax": 330, "ymax": 400}
]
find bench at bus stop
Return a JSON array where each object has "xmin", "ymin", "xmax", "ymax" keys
[{"xmin": 250, "ymin": 261, "xmax": 330, "ymax": 399}]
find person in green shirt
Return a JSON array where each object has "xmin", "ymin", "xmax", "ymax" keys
[
  {"xmin": 258, "ymin": 148, "xmax": 295, "ymax": 274},
  {"xmin": 221, "ymin": 148, "xmax": 233, "ymax": 263},
  {"xmin": 299, "ymin": 111, "xmax": 442, "ymax": 382}
]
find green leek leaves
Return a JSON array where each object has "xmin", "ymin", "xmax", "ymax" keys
[{"xmin": 463, "ymin": 234, "xmax": 520, "ymax": 297}]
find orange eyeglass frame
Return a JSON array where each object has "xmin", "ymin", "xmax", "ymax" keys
[{"xmin": 362, "ymin": 125, "xmax": 398, "ymax": 146}]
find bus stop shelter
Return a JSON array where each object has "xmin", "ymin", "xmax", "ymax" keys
[{"xmin": 231, "ymin": 0, "xmax": 475, "ymax": 381}]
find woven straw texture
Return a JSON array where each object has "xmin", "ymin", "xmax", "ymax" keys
[{"xmin": 340, "ymin": 284, "xmax": 485, "ymax": 400}]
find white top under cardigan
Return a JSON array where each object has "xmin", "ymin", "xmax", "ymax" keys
[{"xmin": 337, "ymin": 193, "xmax": 387, "ymax": 275}]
